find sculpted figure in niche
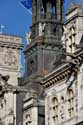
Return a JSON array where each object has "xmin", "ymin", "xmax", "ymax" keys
[
  {"xmin": 39, "ymin": 23, "xmax": 46, "ymax": 36},
  {"xmin": 26, "ymin": 32, "xmax": 32, "ymax": 43}
]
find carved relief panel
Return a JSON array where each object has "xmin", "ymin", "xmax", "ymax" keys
[
  {"xmin": 0, "ymin": 47, "xmax": 18, "ymax": 68},
  {"xmin": 3, "ymin": 49, "xmax": 17, "ymax": 66}
]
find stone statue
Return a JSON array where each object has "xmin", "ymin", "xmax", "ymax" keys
[{"xmin": 26, "ymin": 31, "xmax": 32, "ymax": 43}]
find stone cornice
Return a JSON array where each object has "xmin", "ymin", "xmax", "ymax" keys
[
  {"xmin": 0, "ymin": 34, "xmax": 22, "ymax": 43},
  {"xmin": 41, "ymin": 49, "xmax": 83, "ymax": 89},
  {"xmin": 0, "ymin": 34, "xmax": 23, "ymax": 49},
  {"xmin": 0, "ymin": 42, "xmax": 23, "ymax": 49},
  {"xmin": 25, "ymin": 36, "xmax": 44, "ymax": 52},
  {"xmin": 65, "ymin": 12, "xmax": 83, "ymax": 25},
  {"xmin": 24, "ymin": 35, "xmax": 62, "ymax": 54},
  {"xmin": 0, "ymin": 66, "xmax": 21, "ymax": 72},
  {"xmin": 66, "ymin": 4, "xmax": 82, "ymax": 15}
]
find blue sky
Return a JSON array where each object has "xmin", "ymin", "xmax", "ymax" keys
[
  {"xmin": 0, "ymin": 0, "xmax": 32, "ymax": 75},
  {"xmin": 0, "ymin": 0, "xmax": 32, "ymax": 43},
  {"xmin": 0, "ymin": 0, "xmax": 76, "ymax": 44},
  {"xmin": 0, "ymin": 0, "xmax": 79, "ymax": 75}
]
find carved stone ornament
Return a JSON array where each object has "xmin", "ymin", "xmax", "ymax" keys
[{"xmin": 3, "ymin": 50, "xmax": 17, "ymax": 66}]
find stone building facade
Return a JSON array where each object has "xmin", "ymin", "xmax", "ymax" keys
[
  {"xmin": 22, "ymin": 0, "xmax": 64, "ymax": 125},
  {"xmin": 0, "ymin": 1, "xmax": 83, "ymax": 125},
  {"xmin": 22, "ymin": 1, "xmax": 83, "ymax": 125},
  {"xmin": 42, "ymin": 3, "xmax": 83, "ymax": 125},
  {"xmin": 0, "ymin": 34, "xmax": 23, "ymax": 125}
]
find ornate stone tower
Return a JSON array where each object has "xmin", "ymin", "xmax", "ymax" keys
[
  {"xmin": 23, "ymin": 0, "xmax": 65, "ymax": 125},
  {"xmin": 25, "ymin": 0, "xmax": 64, "ymax": 78}
]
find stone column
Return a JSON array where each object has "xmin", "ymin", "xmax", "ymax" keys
[
  {"xmin": 71, "ymin": 28, "xmax": 75, "ymax": 53},
  {"xmin": 61, "ymin": 0, "xmax": 64, "ymax": 22},
  {"xmin": 67, "ymin": 37, "xmax": 71, "ymax": 53},
  {"xmin": 46, "ymin": 2, "xmax": 51, "ymax": 19},
  {"xmin": 37, "ymin": 0, "xmax": 41, "ymax": 21},
  {"xmin": 56, "ymin": 0, "xmax": 61, "ymax": 20},
  {"xmin": 72, "ymin": 36, "xmax": 74, "ymax": 53},
  {"xmin": 32, "ymin": 0, "xmax": 37, "ymax": 24}
]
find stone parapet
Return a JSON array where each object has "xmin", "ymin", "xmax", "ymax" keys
[{"xmin": 0, "ymin": 34, "xmax": 23, "ymax": 49}]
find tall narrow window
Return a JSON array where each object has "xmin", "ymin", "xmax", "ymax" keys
[
  {"xmin": 60, "ymin": 96, "xmax": 65, "ymax": 120},
  {"xmin": 52, "ymin": 97, "xmax": 58, "ymax": 124},
  {"xmin": 67, "ymin": 89, "xmax": 74, "ymax": 117}
]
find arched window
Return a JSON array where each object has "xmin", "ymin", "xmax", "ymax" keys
[
  {"xmin": 52, "ymin": 97, "xmax": 58, "ymax": 124},
  {"xmin": 67, "ymin": 89, "xmax": 74, "ymax": 117}
]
